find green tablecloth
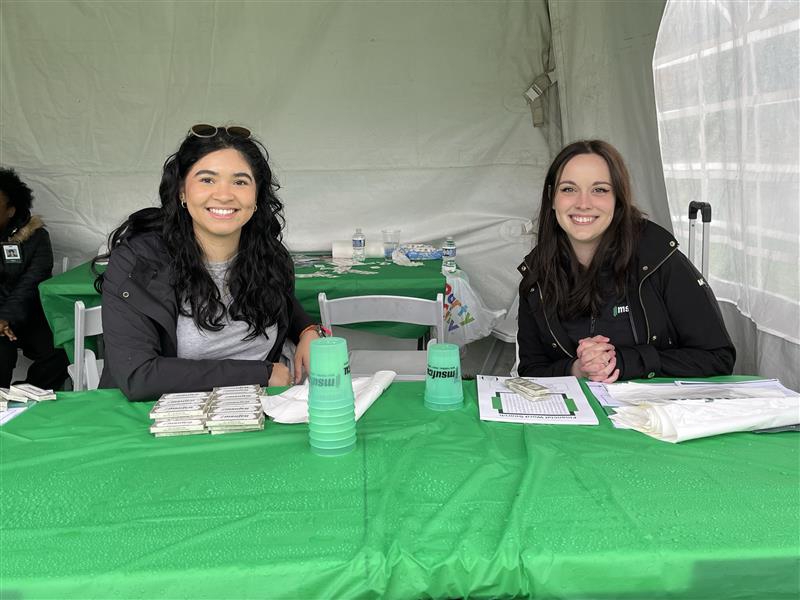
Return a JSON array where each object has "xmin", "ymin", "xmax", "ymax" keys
[
  {"xmin": 38, "ymin": 259, "xmax": 446, "ymax": 360},
  {"xmin": 1, "ymin": 380, "xmax": 798, "ymax": 599}
]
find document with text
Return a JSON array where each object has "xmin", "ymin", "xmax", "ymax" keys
[{"xmin": 477, "ymin": 375, "xmax": 599, "ymax": 425}]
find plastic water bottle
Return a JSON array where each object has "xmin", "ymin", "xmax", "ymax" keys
[
  {"xmin": 352, "ymin": 228, "xmax": 366, "ymax": 262},
  {"xmin": 442, "ymin": 236, "xmax": 457, "ymax": 273}
]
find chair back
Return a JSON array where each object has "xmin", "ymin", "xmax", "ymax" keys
[
  {"xmin": 317, "ymin": 292, "xmax": 446, "ymax": 380},
  {"xmin": 318, "ymin": 293, "xmax": 445, "ymax": 343},
  {"xmin": 492, "ymin": 295, "xmax": 519, "ymax": 343},
  {"xmin": 480, "ymin": 294, "xmax": 520, "ymax": 376},
  {"xmin": 71, "ymin": 301, "xmax": 103, "ymax": 391}
]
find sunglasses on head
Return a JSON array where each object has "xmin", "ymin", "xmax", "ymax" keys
[{"xmin": 188, "ymin": 124, "xmax": 251, "ymax": 139}]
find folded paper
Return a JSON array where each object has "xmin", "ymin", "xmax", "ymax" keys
[{"xmin": 609, "ymin": 396, "xmax": 800, "ymax": 443}]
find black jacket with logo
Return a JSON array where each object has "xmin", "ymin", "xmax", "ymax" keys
[
  {"xmin": 516, "ymin": 220, "xmax": 735, "ymax": 379},
  {"xmin": 99, "ymin": 231, "xmax": 313, "ymax": 400},
  {"xmin": 0, "ymin": 215, "xmax": 53, "ymax": 327}
]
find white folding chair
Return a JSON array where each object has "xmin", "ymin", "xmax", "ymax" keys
[
  {"xmin": 67, "ymin": 300, "xmax": 104, "ymax": 391},
  {"xmin": 480, "ymin": 295, "xmax": 520, "ymax": 376},
  {"xmin": 318, "ymin": 292, "xmax": 445, "ymax": 381}
]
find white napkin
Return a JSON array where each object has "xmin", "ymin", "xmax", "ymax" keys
[
  {"xmin": 609, "ymin": 396, "xmax": 800, "ymax": 443},
  {"xmin": 391, "ymin": 249, "xmax": 423, "ymax": 267},
  {"xmin": 260, "ymin": 370, "xmax": 396, "ymax": 424}
]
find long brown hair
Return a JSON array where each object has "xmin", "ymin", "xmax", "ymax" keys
[{"xmin": 525, "ymin": 140, "xmax": 644, "ymax": 319}]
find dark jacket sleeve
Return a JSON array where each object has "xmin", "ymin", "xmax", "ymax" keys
[
  {"xmin": 616, "ymin": 252, "xmax": 735, "ymax": 379},
  {"xmin": 101, "ymin": 242, "xmax": 273, "ymax": 401},
  {"xmin": 517, "ymin": 288, "xmax": 575, "ymax": 377},
  {"xmin": 0, "ymin": 228, "xmax": 53, "ymax": 326},
  {"xmin": 287, "ymin": 293, "xmax": 314, "ymax": 343}
]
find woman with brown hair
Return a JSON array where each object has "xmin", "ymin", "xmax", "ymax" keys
[{"xmin": 517, "ymin": 140, "xmax": 734, "ymax": 382}]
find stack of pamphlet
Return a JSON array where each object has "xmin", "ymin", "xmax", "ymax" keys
[
  {"xmin": 149, "ymin": 392, "xmax": 212, "ymax": 437},
  {"xmin": 206, "ymin": 385, "xmax": 264, "ymax": 435}
]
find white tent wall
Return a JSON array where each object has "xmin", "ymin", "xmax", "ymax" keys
[
  {"xmin": 653, "ymin": 0, "xmax": 800, "ymax": 391},
  {"xmin": 549, "ymin": 0, "xmax": 671, "ymax": 230},
  {"xmin": 1, "ymin": 1, "xmax": 552, "ymax": 315}
]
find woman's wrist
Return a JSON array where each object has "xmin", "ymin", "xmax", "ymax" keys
[
  {"xmin": 570, "ymin": 359, "xmax": 583, "ymax": 378},
  {"xmin": 299, "ymin": 324, "xmax": 328, "ymax": 339}
]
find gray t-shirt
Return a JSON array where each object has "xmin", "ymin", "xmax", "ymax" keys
[{"xmin": 176, "ymin": 258, "xmax": 277, "ymax": 361}]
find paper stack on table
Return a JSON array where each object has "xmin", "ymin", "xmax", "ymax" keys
[
  {"xmin": 206, "ymin": 385, "xmax": 264, "ymax": 435},
  {"xmin": 149, "ymin": 391, "xmax": 212, "ymax": 437},
  {"xmin": 149, "ymin": 386, "xmax": 266, "ymax": 437},
  {"xmin": 1, "ymin": 387, "xmax": 27, "ymax": 403},
  {"xmin": 261, "ymin": 370, "xmax": 396, "ymax": 424},
  {"xmin": 2, "ymin": 384, "xmax": 57, "ymax": 402},
  {"xmin": 603, "ymin": 381, "xmax": 800, "ymax": 443},
  {"xmin": 476, "ymin": 375, "xmax": 599, "ymax": 425},
  {"xmin": 0, "ymin": 387, "xmax": 34, "ymax": 426}
]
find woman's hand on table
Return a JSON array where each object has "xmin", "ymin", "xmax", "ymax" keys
[
  {"xmin": 269, "ymin": 362, "xmax": 292, "ymax": 387},
  {"xmin": 293, "ymin": 328, "xmax": 321, "ymax": 384},
  {"xmin": 571, "ymin": 335, "xmax": 620, "ymax": 383},
  {"xmin": 0, "ymin": 320, "xmax": 17, "ymax": 342}
]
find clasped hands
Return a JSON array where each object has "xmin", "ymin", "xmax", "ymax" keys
[
  {"xmin": 0, "ymin": 319, "xmax": 17, "ymax": 342},
  {"xmin": 570, "ymin": 335, "xmax": 620, "ymax": 383}
]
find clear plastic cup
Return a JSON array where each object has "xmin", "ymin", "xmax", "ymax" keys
[{"xmin": 381, "ymin": 229, "xmax": 401, "ymax": 259}]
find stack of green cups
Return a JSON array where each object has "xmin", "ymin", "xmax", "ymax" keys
[
  {"xmin": 308, "ymin": 337, "xmax": 357, "ymax": 456},
  {"xmin": 424, "ymin": 342, "xmax": 464, "ymax": 411}
]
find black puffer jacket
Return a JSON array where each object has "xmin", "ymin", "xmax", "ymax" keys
[
  {"xmin": 99, "ymin": 231, "xmax": 313, "ymax": 400},
  {"xmin": 517, "ymin": 220, "xmax": 735, "ymax": 379},
  {"xmin": 0, "ymin": 215, "xmax": 53, "ymax": 327}
]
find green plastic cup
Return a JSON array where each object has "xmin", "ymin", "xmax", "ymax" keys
[
  {"xmin": 309, "ymin": 337, "xmax": 356, "ymax": 456},
  {"xmin": 309, "ymin": 416, "xmax": 357, "ymax": 431},
  {"xmin": 309, "ymin": 428, "xmax": 357, "ymax": 443},
  {"xmin": 311, "ymin": 441, "xmax": 356, "ymax": 457},
  {"xmin": 424, "ymin": 343, "xmax": 463, "ymax": 410},
  {"xmin": 309, "ymin": 337, "xmax": 350, "ymax": 376},
  {"xmin": 310, "ymin": 431, "xmax": 357, "ymax": 456},
  {"xmin": 308, "ymin": 405, "xmax": 355, "ymax": 419}
]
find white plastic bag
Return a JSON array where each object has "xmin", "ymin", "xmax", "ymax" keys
[{"xmin": 443, "ymin": 270, "xmax": 505, "ymax": 346}]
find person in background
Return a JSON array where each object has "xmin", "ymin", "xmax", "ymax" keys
[
  {"xmin": 0, "ymin": 167, "xmax": 69, "ymax": 389},
  {"xmin": 96, "ymin": 125, "xmax": 322, "ymax": 401},
  {"xmin": 517, "ymin": 140, "xmax": 735, "ymax": 382}
]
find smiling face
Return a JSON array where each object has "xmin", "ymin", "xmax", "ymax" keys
[
  {"xmin": 553, "ymin": 153, "xmax": 616, "ymax": 266},
  {"xmin": 181, "ymin": 148, "xmax": 257, "ymax": 257}
]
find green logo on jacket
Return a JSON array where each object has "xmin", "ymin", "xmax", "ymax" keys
[{"xmin": 612, "ymin": 305, "xmax": 630, "ymax": 318}]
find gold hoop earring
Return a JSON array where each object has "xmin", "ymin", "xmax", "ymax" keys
[
  {"xmin": 179, "ymin": 193, "xmax": 186, "ymax": 208},
  {"xmin": 253, "ymin": 204, "xmax": 258, "ymax": 212}
]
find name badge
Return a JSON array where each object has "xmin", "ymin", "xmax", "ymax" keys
[{"xmin": 2, "ymin": 243, "xmax": 22, "ymax": 264}]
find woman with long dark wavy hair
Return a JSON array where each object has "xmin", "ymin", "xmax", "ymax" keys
[
  {"xmin": 96, "ymin": 125, "xmax": 320, "ymax": 400},
  {"xmin": 517, "ymin": 140, "xmax": 734, "ymax": 382}
]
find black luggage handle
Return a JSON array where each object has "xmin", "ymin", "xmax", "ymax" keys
[{"xmin": 688, "ymin": 201, "xmax": 712, "ymax": 223}]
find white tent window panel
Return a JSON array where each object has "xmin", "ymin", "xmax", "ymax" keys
[{"xmin": 653, "ymin": 0, "xmax": 800, "ymax": 344}]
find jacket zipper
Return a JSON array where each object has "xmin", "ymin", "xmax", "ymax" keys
[
  {"xmin": 638, "ymin": 247, "xmax": 678, "ymax": 344},
  {"xmin": 538, "ymin": 286, "xmax": 573, "ymax": 358}
]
